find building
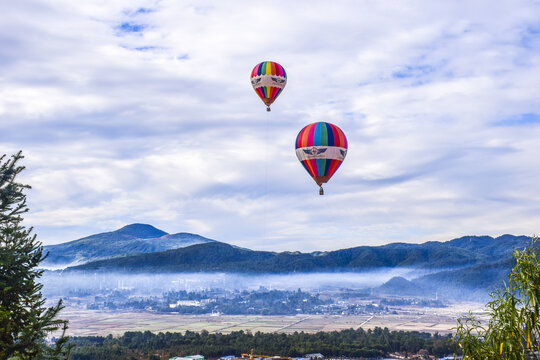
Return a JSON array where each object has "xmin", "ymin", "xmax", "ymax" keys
[{"xmin": 169, "ymin": 355, "xmax": 205, "ymax": 360}]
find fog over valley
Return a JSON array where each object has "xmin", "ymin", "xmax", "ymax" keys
[
  {"xmin": 38, "ymin": 225, "xmax": 527, "ymax": 306},
  {"xmin": 33, "ymin": 226, "xmax": 529, "ymax": 347},
  {"xmin": 41, "ymin": 269, "xmax": 426, "ymax": 297}
]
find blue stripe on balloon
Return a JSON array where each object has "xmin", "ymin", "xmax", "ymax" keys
[
  {"xmin": 313, "ymin": 122, "xmax": 322, "ymax": 146},
  {"xmin": 316, "ymin": 158, "xmax": 323, "ymax": 176},
  {"xmin": 324, "ymin": 157, "xmax": 331, "ymax": 176},
  {"xmin": 325, "ymin": 122, "xmax": 334, "ymax": 146}
]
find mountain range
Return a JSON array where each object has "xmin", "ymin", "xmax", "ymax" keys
[
  {"xmin": 44, "ymin": 224, "xmax": 531, "ymax": 273},
  {"xmin": 66, "ymin": 235, "xmax": 527, "ymax": 272},
  {"xmin": 43, "ymin": 224, "xmax": 534, "ymax": 298}
]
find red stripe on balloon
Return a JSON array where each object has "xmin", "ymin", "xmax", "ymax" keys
[
  {"xmin": 303, "ymin": 160, "xmax": 316, "ymax": 178},
  {"xmin": 306, "ymin": 123, "xmax": 316, "ymax": 147},
  {"xmin": 269, "ymin": 87, "xmax": 275, "ymax": 99},
  {"xmin": 308, "ymin": 159, "xmax": 319, "ymax": 176},
  {"xmin": 298, "ymin": 125, "xmax": 310, "ymax": 148},
  {"xmin": 327, "ymin": 159, "xmax": 343, "ymax": 178},
  {"xmin": 338, "ymin": 125, "xmax": 347, "ymax": 148},
  {"xmin": 256, "ymin": 88, "xmax": 265, "ymax": 101},
  {"xmin": 298, "ymin": 124, "xmax": 308, "ymax": 148}
]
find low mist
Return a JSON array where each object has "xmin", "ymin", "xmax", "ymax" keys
[{"xmin": 41, "ymin": 268, "xmax": 426, "ymax": 297}]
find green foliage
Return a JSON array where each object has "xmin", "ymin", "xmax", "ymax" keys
[
  {"xmin": 68, "ymin": 327, "xmax": 454, "ymax": 359},
  {"xmin": 70, "ymin": 235, "xmax": 531, "ymax": 273},
  {"xmin": 0, "ymin": 151, "xmax": 71, "ymax": 360},
  {"xmin": 454, "ymin": 238, "xmax": 540, "ymax": 359}
]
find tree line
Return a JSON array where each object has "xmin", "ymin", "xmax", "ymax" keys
[{"xmin": 68, "ymin": 327, "xmax": 454, "ymax": 359}]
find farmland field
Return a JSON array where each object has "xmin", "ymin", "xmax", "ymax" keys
[{"xmin": 59, "ymin": 301, "xmax": 488, "ymax": 337}]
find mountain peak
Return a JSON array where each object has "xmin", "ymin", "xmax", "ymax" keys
[{"xmin": 116, "ymin": 223, "xmax": 168, "ymax": 239}]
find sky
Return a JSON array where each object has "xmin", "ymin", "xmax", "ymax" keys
[{"xmin": 1, "ymin": 0, "xmax": 540, "ymax": 251}]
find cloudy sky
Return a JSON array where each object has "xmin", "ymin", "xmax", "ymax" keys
[{"xmin": 2, "ymin": 0, "xmax": 540, "ymax": 251}]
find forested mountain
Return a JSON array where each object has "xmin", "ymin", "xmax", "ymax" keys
[
  {"xmin": 376, "ymin": 256, "xmax": 517, "ymax": 299},
  {"xmin": 42, "ymin": 224, "xmax": 215, "ymax": 267},
  {"xmin": 67, "ymin": 233, "xmax": 531, "ymax": 274},
  {"xmin": 444, "ymin": 234, "xmax": 531, "ymax": 257}
]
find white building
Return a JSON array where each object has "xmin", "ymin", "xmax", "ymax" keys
[{"xmin": 169, "ymin": 355, "xmax": 204, "ymax": 360}]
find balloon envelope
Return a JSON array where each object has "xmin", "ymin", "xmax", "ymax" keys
[
  {"xmin": 295, "ymin": 122, "xmax": 348, "ymax": 187},
  {"xmin": 250, "ymin": 61, "xmax": 287, "ymax": 109}
]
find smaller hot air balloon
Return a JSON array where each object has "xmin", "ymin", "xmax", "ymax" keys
[
  {"xmin": 295, "ymin": 122, "xmax": 348, "ymax": 195},
  {"xmin": 250, "ymin": 61, "xmax": 287, "ymax": 111}
]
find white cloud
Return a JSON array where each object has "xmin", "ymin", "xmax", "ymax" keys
[{"xmin": 2, "ymin": 0, "xmax": 540, "ymax": 250}]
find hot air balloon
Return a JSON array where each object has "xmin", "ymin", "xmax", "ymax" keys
[
  {"xmin": 295, "ymin": 122, "xmax": 348, "ymax": 195},
  {"xmin": 250, "ymin": 61, "xmax": 287, "ymax": 112}
]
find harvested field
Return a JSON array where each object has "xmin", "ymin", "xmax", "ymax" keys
[{"xmin": 60, "ymin": 302, "xmax": 488, "ymax": 337}]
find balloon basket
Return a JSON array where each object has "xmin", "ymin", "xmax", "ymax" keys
[
  {"xmin": 266, "ymin": 106, "xmax": 271, "ymax": 112},
  {"xmin": 319, "ymin": 186, "xmax": 324, "ymax": 195}
]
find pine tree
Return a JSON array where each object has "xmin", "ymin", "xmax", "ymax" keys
[{"xmin": 0, "ymin": 151, "xmax": 71, "ymax": 360}]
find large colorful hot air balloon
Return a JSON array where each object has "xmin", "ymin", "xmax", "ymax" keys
[
  {"xmin": 250, "ymin": 61, "xmax": 287, "ymax": 111},
  {"xmin": 295, "ymin": 122, "xmax": 348, "ymax": 195}
]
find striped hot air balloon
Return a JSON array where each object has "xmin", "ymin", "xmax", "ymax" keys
[
  {"xmin": 250, "ymin": 61, "xmax": 287, "ymax": 111},
  {"xmin": 295, "ymin": 122, "xmax": 348, "ymax": 195}
]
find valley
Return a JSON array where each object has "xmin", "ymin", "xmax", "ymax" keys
[
  {"xmin": 40, "ymin": 225, "xmax": 524, "ymax": 344},
  {"xmin": 56, "ymin": 301, "xmax": 487, "ymax": 337}
]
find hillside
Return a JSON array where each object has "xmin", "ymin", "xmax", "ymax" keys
[
  {"xmin": 445, "ymin": 234, "xmax": 531, "ymax": 257},
  {"xmin": 375, "ymin": 256, "xmax": 517, "ymax": 300},
  {"xmin": 414, "ymin": 256, "xmax": 516, "ymax": 298},
  {"xmin": 67, "ymin": 234, "xmax": 531, "ymax": 274},
  {"xmin": 42, "ymin": 224, "xmax": 215, "ymax": 267}
]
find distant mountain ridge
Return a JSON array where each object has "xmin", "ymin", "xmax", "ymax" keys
[
  {"xmin": 63, "ymin": 227, "xmax": 531, "ymax": 274},
  {"xmin": 375, "ymin": 256, "xmax": 518, "ymax": 301},
  {"xmin": 45, "ymin": 224, "xmax": 533, "ymax": 299},
  {"xmin": 42, "ymin": 224, "xmax": 216, "ymax": 268},
  {"xmin": 373, "ymin": 235, "xmax": 533, "ymax": 300}
]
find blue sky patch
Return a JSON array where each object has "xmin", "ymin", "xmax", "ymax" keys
[
  {"xmin": 134, "ymin": 46, "xmax": 157, "ymax": 52},
  {"xmin": 493, "ymin": 113, "xmax": 540, "ymax": 126},
  {"xmin": 392, "ymin": 65, "xmax": 434, "ymax": 79},
  {"xmin": 135, "ymin": 8, "xmax": 152, "ymax": 14},
  {"xmin": 519, "ymin": 26, "xmax": 540, "ymax": 49},
  {"xmin": 123, "ymin": 8, "xmax": 153, "ymax": 16},
  {"xmin": 117, "ymin": 22, "xmax": 145, "ymax": 33}
]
